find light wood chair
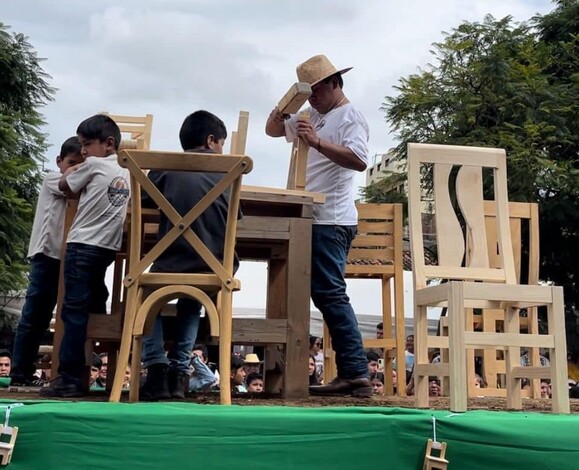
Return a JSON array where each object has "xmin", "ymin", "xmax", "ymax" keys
[
  {"xmin": 423, "ymin": 439, "xmax": 448, "ymax": 470},
  {"xmin": 407, "ymin": 142, "xmax": 568, "ymax": 413},
  {"xmin": 109, "ymin": 149, "xmax": 252, "ymax": 404},
  {"xmin": 104, "ymin": 113, "xmax": 154, "ymax": 150},
  {"xmin": 0, "ymin": 425, "xmax": 18, "ymax": 466},
  {"xmin": 439, "ymin": 202, "xmax": 544, "ymax": 399},
  {"xmin": 323, "ymin": 203, "xmax": 406, "ymax": 396}
]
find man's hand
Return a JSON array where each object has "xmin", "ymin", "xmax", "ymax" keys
[
  {"xmin": 265, "ymin": 107, "xmax": 287, "ymax": 138},
  {"xmin": 296, "ymin": 119, "xmax": 318, "ymax": 147}
]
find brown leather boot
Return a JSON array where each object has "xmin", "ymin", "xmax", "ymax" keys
[{"xmin": 309, "ymin": 376, "xmax": 372, "ymax": 397}]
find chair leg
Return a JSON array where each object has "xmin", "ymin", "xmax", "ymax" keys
[
  {"xmin": 219, "ymin": 291, "xmax": 233, "ymax": 405},
  {"xmin": 415, "ymin": 304, "xmax": 429, "ymax": 408},
  {"xmin": 505, "ymin": 306, "xmax": 522, "ymax": 410},
  {"xmin": 549, "ymin": 287, "xmax": 570, "ymax": 413},
  {"xmin": 129, "ymin": 336, "xmax": 143, "ymax": 402},
  {"xmin": 110, "ymin": 287, "xmax": 138, "ymax": 402},
  {"xmin": 448, "ymin": 282, "xmax": 467, "ymax": 412},
  {"xmin": 393, "ymin": 273, "xmax": 406, "ymax": 397},
  {"xmin": 381, "ymin": 276, "xmax": 394, "ymax": 396}
]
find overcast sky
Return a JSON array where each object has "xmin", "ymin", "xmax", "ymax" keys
[{"xmin": 4, "ymin": 0, "xmax": 553, "ymax": 317}]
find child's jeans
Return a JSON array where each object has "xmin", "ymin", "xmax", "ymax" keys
[
  {"xmin": 58, "ymin": 243, "xmax": 116, "ymax": 385},
  {"xmin": 142, "ymin": 297, "xmax": 202, "ymax": 375},
  {"xmin": 11, "ymin": 254, "xmax": 61, "ymax": 380}
]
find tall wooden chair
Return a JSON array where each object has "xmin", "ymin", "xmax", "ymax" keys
[
  {"xmin": 109, "ymin": 149, "xmax": 252, "ymax": 404},
  {"xmin": 323, "ymin": 203, "xmax": 406, "ymax": 396},
  {"xmin": 105, "ymin": 113, "xmax": 154, "ymax": 150},
  {"xmin": 439, "ymin": 202, "xmax": 543, "ymax": 398},
  {"xmin": 407, "ymin": 143, "xmax": 568, "ymax": 413}
]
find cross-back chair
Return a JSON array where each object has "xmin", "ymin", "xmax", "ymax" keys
[
  {"xmin": 109, "ymin": 149, "xmax": 253, "ymax": 404},
  {"xmin": 407, "ymin": 143, "xmax": 568, "ymax": 413},
  {"xmin": 323, "ymin": 203, "xmax": 405, "ymax": 396}
]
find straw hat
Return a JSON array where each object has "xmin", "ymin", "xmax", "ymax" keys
[
  {"xmin": 244, "ymin": 353, "xmax": 261, "ymax": 364},
  {"xmin": 296, "ymin": 54, "xmax": 352, "ymax": 87}
]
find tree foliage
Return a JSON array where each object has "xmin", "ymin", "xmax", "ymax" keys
[
  {"xmin": 370, "ymin": 1, "xmax": 579, "ymax": 344},
  {"xmin": 0, "ymin": 23, "xmax": 54, "ymax": 296}
]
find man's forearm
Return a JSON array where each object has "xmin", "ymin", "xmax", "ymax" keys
[
  {"xmin": 265, "ymin": 117, "xmax": 286, "ymax": 137},
  {"xmin": 317, "ymin": 139, "xmax": 367, "ymax": 172}
]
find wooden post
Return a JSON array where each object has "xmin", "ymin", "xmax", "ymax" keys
[{"xmin": 287, "ymin": 110, "xmax": 310, "ymax": 191}]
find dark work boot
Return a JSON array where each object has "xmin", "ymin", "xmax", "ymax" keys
[
  {"xmin": 309, "ymin": 376, "xmax": 372, "ymax": 398},
  {"xmin": 168, "ymin": 368, "xmax": 189, "ymax": 399},
  {"xmin": 140, "ymin": 364, "xmax": 170, "ymax": 401}
]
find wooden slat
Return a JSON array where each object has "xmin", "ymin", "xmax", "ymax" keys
[
  {"xmin": 356, "ymin": 203, "xmax": 395, "ymax": 218},
  {"xmin": 351, "ymin": 234, "xmax": 394, "ymax": 248},
  {"xmin": 511, "ymin": 366, "xmax": 551, "ymax": 380},
  {"xmin": 415, "ymin": 363, "xmax": 450, "ymax": 377},
  {"xmin": 423, "ymin": 266, "xmax": 506, "ymax": 282},
  {"xmin": 407, "ymin": 143, "xmax": 505, "ymax": 168},
  {"xmin": 241, "ymin": 185, "xmax": 325, "ymax": 204},
  {"xmin": 463, "ymin": 332, "xmax": 555, "ymax": 348},
  {"xmin": 357, "ymin": 220, "xmax": 394, "ymax": 234},
  {"xmin": 345, "ymin": 264, "xmax": 394, "ymax": 275},
  {"xmin": 232, "ymin": 319, "xmax": 288, "ymax": 344},
  {"xmin": 348, "ymin": 248, "xmax": 394, "ymax": 262},
  {"xmin": 119, "ymin": 151, "xmax": 253, "ymax": 174}
]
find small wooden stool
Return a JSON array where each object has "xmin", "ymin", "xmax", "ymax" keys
[
  {"xmin": 0, "ymin": 425, "xmax": 19, "ymax": 466},
  {"xmin": 423, "ymin": 439, "xmax": 449, "ymax": 470}
]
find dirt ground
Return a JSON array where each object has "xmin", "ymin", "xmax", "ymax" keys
[{"xmin": 1, "ymin": 388, "xmax": 578, "ymax": 413}]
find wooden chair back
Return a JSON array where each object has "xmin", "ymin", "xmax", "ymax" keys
[
  {"xmin": 105, "ymin": 113, "xmax": 154, "ymax": 150},
  {"xmin": 119, "ymin": 150, "xmax": 253, "ymax": 292},
  {"xmin": 407, "ymin": 143, "xmax": 516, "ymax": 288}
]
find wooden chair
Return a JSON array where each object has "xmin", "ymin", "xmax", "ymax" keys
[
  {"xmin": 109, "ymin": 149, "xmax": 252, "ymax": 404},
  {"xmin": 407, "ymin": 143, "xmax": 568, "ymax": 413},
  {"xmin": 423, "ymin": 439, "xmax": 449, "ymax": 470},
  {"xmin": 104, "ymin": 113, "xmax": 154, "ymax": 150},
  {"xmin": 0, "ymin": 425, "xmax": 18, "ymax": 466},
  {"xmin": 323, "ymin": 203, "xmax": 406, "ymax": 396},
  {"xmin": 439, "ymin": 202, "xmax": 543, "ymax": 399}
]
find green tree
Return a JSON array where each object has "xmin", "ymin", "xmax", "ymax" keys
[
  {"xmin": 370, "ymin": 2, "xmax": 579, "ymax": 345},
  {"xmin": 0, "ymin": 23, "xmax": 54, "ymax": 297}
]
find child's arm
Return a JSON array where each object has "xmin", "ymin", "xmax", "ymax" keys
[{"xmin": 59, "ymin": 162, "xmax": 90, "ymax": 196}]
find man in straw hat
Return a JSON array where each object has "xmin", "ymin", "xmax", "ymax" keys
[{"xmin": 265, "ymin": 54, "xmax": 371, "ymax": 397}]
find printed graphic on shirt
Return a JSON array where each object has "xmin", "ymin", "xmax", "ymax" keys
[{"xmin": 107, "ymin": 176, "xmax": 130, "ymax": 207}]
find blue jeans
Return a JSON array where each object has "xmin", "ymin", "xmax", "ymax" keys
[
  {"xmin": 142, "ymin": 298, "xmax": 201, "ymax": 375},
  {"xmin": 59, "ymin": 243, "xmax": 116, "ymax": 385},
  {"xmin": 11, "ymin": 254, "xmax": 61, "ymax": 380},
  {"xmin": 189, "ymin": 355, "xmax": 216, "ymax": 392},
  {"xmin": 311, "ymin": 225, "xmax": 368, "ymax": 379}
]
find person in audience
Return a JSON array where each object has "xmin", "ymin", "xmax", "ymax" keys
[
  {"xmin": 309, "ymin": 336, "xmax": 324, "ymax": 378},
  {"xmin": 567, "ymin": 351, "xmax": 579, "ymax": 383},
  {"xmin": 10, "ymin": 137, "xmax": 84, "ymax": 387},
  {"xmin": 123, "ymin": 365, "xmax": 131, "ymax": 390},
  {"xmin": 366, "ymin": 322, "xmax": 384, "ymax": 357},
  {"xmin": 0, "ymin": 350, "xmax": 12, "ymax": 377},
  {"xmin": 473, "ymin": 373, "xmax": 486, "ymax": 389},
  {"xmin": 192, "ymin": 343, "xmax": 220, "ymax": 386},
  {"xmin": 367, "ymin": 351, "xmax": 380, "ymax": 375},
  {"xmin": 244, "ymin": 353, "xmax": 261, "ymax": 375},
  {"xmin": 231, "ymin": 354, "xmax": 247, "ymax": 393},
  {"xmin": 404, "ymin": 334, "xmax": 415, "ymax": 372},
  {"xmin": 98, "ymin": 353, "xmax": 108, "ymax": 388},
  {"xmin": 41, "ymin": 115, "xmax": 130, "ymax": 398},
  {"xmin": 309, "ymin": 354, "xmax": 321, "ymax": 386},
  {"xmin": 569, "ymin": 385, "xmax": 579, "ymax": 399},
  {"xmin": 246, "ymin": 373, "xmax": 264, "ymax": 393},
  {"xmin": 89, "ymin": 354, "xmax": 103, "ymax": 391},
  {"xmin": 139, "ymin": 110, "xmax": 234, "ymax": 401},
  {"xmin": 520, "ymin": 348, "xmax": 550, "ymax": 367},
  {"xmin": 429, "ymin": 378, "xmax": 441, "ymax": 397},
  {"xmin": 189, "ymin": 353, "xmax": 216, "ymax": 393},
  {"xmin": 540, "ymin": 380, "xmax": 551, "ymax": 399},
  {"xmin": 371, "ymin": 372, "xmax": 384, "ymax": 395}
]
